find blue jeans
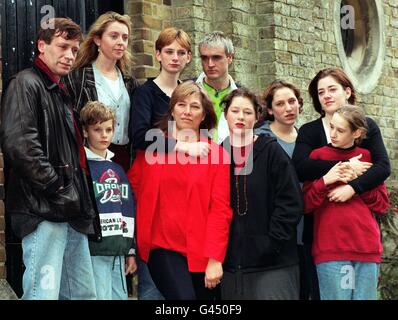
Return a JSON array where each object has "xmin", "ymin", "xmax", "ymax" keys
[
  {"xmin": 21, "ymin": 221, "xmax": 96, "ymax": 300},
  {"xmin": 91, "ymin": 255, "xmax": 128, "ymax": 300},
  {"xmin": 316, "ymin": 260, "xmax": 379, "ymax": 300},
  {"xmin": 137, "ymin": 256, "xmax": 164, "ymax": 300}
]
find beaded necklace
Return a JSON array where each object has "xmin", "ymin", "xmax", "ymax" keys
[
  {"xmin": 235, "ymin": 174, "xmax": 248, "ymax": 216},
  {"xmin": 232, "ymin": 138, "xmax": 254, "ymax": 216}
]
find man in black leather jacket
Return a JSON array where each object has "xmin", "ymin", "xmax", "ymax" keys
[{"xmin": 0, "ymin": 18, "xmax": 97, "ymax": 300}]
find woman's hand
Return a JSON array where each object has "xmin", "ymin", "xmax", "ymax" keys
[
  {"xmin": 349, "ymin": 154, "xmax": 372, "ymax": 176},
  {"xmin": 125, "ymin": 256, "xmax": 137, "ymax": 275},
  {"xmin": 323, "ymin": 162, "xmax": 350, "ymax": 185},
  {"xmin": 204, "ymin": 258, "xmax": 223, "ymax": 289},
  {"xmin": 175, "ymin": 141, "xmax": 210, "ymax": 158},
  {"xmin": 327, "ymin": 184, "xmax": 355, "ymax": 202}
]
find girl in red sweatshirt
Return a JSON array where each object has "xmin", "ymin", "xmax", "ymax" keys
[{"xmin": 303, "ymin": 104, "xmax": 389, "ymax": 300}]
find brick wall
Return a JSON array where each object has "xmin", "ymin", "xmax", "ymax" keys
[{"xmin": 126, "ymin": 0, "xmax": 173, "ymax": 82}]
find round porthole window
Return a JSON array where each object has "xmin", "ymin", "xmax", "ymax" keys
[{"xmin": 334, "ymin": 0, "xmax": 385, "ymax": 94}]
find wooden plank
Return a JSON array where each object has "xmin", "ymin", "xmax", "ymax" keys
[
  {"xmin": 0, "ymin": 0, "xmax": 7, "ymax": 84},
  {"xmin": 52, "ymin": 0, "xmax": 59, "ymax": 16},
  {"xmin": 77, "ymin": 0, "xmax": 86, "ymax": 32},
  {"xmin": 98, "ymin": 0, "xmax": 124, "ymax": 15},
  {"xmin": 57, "ymin": 0, "xmax": 67, "ymax": 18},
  {"xmin": 84, "ymin": 0, "xmax": 98, "ymax": 32},
  {"xmin": 66, "ymin": 0, "xmax": 77, "ymax": 23},
  {"xmin": 16, "ymin": 0, "xmax": 27, "ymax": 71},
  {"xmin": 26, "ymin": 0, "xmax": 37, "ymax": 65},
  {"xmin": 5, "ymin": 0, "xmax": 18, "ymax": 81}
]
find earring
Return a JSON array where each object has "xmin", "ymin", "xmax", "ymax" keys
[{"xmin": 98, "ymin": 45, "xmax": 101, "ymax": 53}]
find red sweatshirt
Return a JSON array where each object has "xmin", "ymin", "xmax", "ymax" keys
[
  {"xmin": 303, "ymin": 145, "xmax": 389, "ymax": 265},
  {"xmin": 128, "ymin": 139, "xmax": 232, "ymax": 272}
]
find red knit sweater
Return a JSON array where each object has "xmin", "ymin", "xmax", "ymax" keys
[
  {"xmin": 128, "ymin": 140, "xmax": 232, "ymax": 272},
  {"xmin": 303, "ymin": 145, "xmax": 389, "ymax": 265}
]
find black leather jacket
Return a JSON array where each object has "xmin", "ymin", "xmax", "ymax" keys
[{"xmin": 0, "ymin": 65, "xmax": 96, "ymax": 239}]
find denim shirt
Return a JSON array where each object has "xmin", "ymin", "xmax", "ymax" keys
[{"xmin": 93, "ymin": 63, "xmax": 130, "ymax": 145}]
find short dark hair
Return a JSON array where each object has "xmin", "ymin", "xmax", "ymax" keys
[
  {"xmin": 35, "ymin": 17, "xmax": 83, "ymax": 56},
  {"xmin": 308, "ymin": 67, "xmax": 356, "ymax": 116},
  {"xmin": 222, "ymin": 87, "xmax": 262, "ymax": 120}
]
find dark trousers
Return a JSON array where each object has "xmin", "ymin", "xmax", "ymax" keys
[
  {"xmin": 147, "ymin": 248, "xmax": 220, "ymax": 300},
  {"xmin": 222, "ymin": 265, "xmax": 300, "ymax": 300}
]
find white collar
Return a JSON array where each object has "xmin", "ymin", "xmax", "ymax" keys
[
  {"xmin": 84, "ymin": 146, "xmax": 114, "ymax": 161},
  {"xmin": 196, "ymin": 72, "xmax": 238, "ymax": 90}
]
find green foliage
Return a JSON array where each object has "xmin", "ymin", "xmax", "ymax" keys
[{"xmin": 379, "ymin": 187, "xmax": 398, "ymax": 300}]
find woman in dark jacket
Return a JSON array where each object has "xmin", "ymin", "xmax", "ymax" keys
[
  {"xmin": 221, "ymin": 88, "xmax": 303, "ymax": 300},
  {"xmin": 130, "ymin": 27, "xmax": 192, "ymax": 151},
  {"xmin": 291, "ymin": 67, "xmax": 391, "ymax": 299},
  {"xmin": 64, "ymin": 11, "xmax": 139, "ymax": 171}
]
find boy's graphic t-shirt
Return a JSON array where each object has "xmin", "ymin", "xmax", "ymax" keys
[{"xmin": 86, "ymin": 147, "xmax": 136, "ymax": 256}]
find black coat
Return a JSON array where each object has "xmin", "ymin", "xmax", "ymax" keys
[
  {"xmin": 129, "ymin": 78, "xmax": 171, "ymax": 150},
  {"xmin": 0, "ymin": 65, "xmax": 96, "ymax": 239},
  {"xmin": 222, "ymin": 135, "xmax": 303, "ymax": 272}
]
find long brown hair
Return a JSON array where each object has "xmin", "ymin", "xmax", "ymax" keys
[
  {"xmin": 308, "ymin": 67, "xmax": 356, "ymax": 116},
  {"xmin": 260, "ymin": 80, "xmax": 303, "ymax": 122},
  {"xmin": 157, "ymin": 81, "xmax": 217, "ymax": 134},
  {"xmin": 73, "ymin": 11, "xmax": 133, "ymax": 76}
]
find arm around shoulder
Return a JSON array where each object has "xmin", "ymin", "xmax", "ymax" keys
[{"xmin": 348, "ymin": 117, "xmax": 391, "ymax": 194}]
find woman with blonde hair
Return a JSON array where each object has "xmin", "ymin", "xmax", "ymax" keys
[{"xmin": 65, "ymin": 11, "xmax": 139, "ymax": 171}]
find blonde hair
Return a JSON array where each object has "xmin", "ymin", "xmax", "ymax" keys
[
  {"xmin": 335, "ymin": 104, "xmax": 367, "ymax": 145},
  {"xmin": 73, "ymin": 11, "xmax": 133, "ymax": 76},
  {"xmin": 80, "ymin": 101, "xmax": 116, "ymax": 128}
]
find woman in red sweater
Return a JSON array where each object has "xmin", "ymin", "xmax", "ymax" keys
[
  {"xmin": 128, "ymin": 81, "xmax": 232, "ymax": 300},
  {"xmin": 303, "ymin": 105, "xmax": 389, "ymax": 300}
]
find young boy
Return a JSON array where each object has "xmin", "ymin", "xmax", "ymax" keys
[{"xmin": 80, "ymin": 101, "xmax": 137, "ymax": 300}]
